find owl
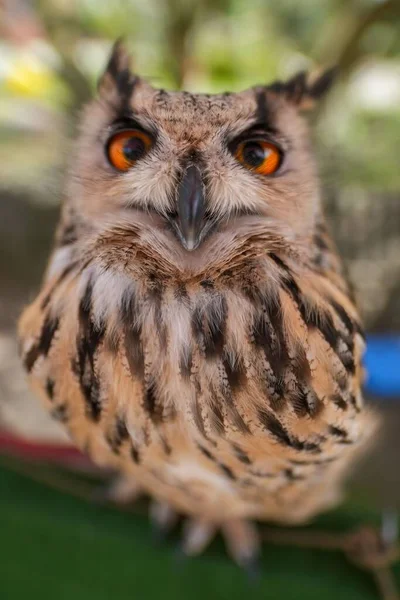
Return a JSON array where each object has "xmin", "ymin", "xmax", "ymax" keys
[{"xmin": 19, "ymin": 42, "xmax": 376, "ymax": 570}]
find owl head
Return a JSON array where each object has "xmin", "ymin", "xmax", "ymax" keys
[{"xmin": 64, "ymin": 42, "xmax": 334, "ymax": 260}]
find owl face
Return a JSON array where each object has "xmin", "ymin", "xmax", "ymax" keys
[{"xmin": 67, "ymin": 43, "xmax": 334, "ymax": 253}]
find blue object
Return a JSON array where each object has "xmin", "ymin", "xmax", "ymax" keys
[{"xmin": 364, "ymin": 335, "xmax": 400, "ymax": 397}]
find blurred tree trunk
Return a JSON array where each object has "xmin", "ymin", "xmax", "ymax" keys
[
  {"xmin": 318, "ymin": 0, "xmax": 399, "ymax": 76},
  {"xmin": 337, "ymin": 0, "xmax": 398, "ymax": 74},
  {"xmin": 163, "ymin": 0, "xmax": 199, "ymax": 88}
]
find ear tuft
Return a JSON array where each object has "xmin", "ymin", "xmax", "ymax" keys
[
  {"xmin": 269, "ymin": 66, "xmax": 337, "ymax": 111},
  {"xmin": 307, "ymin": 67, "xmax": 337, "ymax": 100},
  {"xmin": 98, "ymin": 39, "xmax": 137, "ymax": 104},
  {"xmin": 285, "ymin": 71, "xmax": 308, "ymax": 104}
]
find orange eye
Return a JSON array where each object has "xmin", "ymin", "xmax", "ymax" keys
[
  {"xmin": 235, "ymin": 140, "xmax": 282, "ymax": 175},
  {"xmin": 107, "ymin": 129, "xmax": 152, "ymax": 171}
]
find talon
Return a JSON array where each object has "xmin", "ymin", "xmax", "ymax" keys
[
  {"xmin": 150, "ymin": 500, "xmax": 179, "ymax": 542},
  {"xmin": 381, "ymin": 508, "xmax": 399, "ymax": 550},
  {"xmin": 241, "ymin": 554, "xmax": 262, "ymax": 583},
  {"xmin": 222, "ymin": 519, "xmax": 261, "ymax": 570},
  {"xmin": 181, "ymin": 519, "xmax": 217, "ymax": 556}
]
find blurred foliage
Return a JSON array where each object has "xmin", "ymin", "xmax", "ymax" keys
[
  {"xmin": 1, "ymin": 0, "xmax": 399, "ymax": 187},
  {"xmin": 0, "ymin": 0, "xmax": 399, "ymax": 329}
]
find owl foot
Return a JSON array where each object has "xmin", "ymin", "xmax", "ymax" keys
[
  {"xmin": 149, "ymin": 505, "xmax": 261, "ymax": 575},
  {"xmin": 180, "ymin": 517, "xmax": 261, "ymax": 577},
  {"xmin": 92, "ymin": 479, "xmax": 261, "ymax": 574}
]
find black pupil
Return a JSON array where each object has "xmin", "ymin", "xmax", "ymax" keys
[
  {"xmin": 123, "ymin": 136, "xmax": 146, "ymax": 162},
  {"xmin": 242, "ymin": 141, "xmax": 267, "ymax": 168}
]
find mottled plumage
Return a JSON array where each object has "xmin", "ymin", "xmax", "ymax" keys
[{"xmin": 19, "ymin": 42, "xmax": 376, "ymax": 566}]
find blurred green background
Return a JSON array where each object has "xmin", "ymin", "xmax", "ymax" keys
[{"xmin": 1, "ymin": 1, "xmax": 400, "ymax": 599}]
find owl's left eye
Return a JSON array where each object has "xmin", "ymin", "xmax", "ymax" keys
[
  {"xmin": 106, "ymin": 129, "xmax": 152, "ymax": 171},
  {"xmin": 234, "ymin": 139, "xmax": 282, "ymax": 175}
]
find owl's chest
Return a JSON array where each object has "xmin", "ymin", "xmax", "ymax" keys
[
  {"xmin": 20, "ymin": 259, "xmax": 366, "ymax": 521},
  {"xmin": 81, "ymin": 261, "xmax": 359, "ymax": 446}
]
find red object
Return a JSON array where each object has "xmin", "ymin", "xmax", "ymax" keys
[{"xmin": 0, "ymin": 429, "xmax": 92, "ymax": 469}]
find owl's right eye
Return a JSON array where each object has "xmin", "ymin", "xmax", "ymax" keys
[
  {"xmin": 106, "ymin": 129, "xmax": 152, "ymax": 171},
  {"xmin": 234, "ymin": 139, "xmax": 282, "ymax": 176}
]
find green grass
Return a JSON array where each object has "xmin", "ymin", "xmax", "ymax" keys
[{"xmin": 0, "ymin": 463, "xmax": 398, "ymax": 600}]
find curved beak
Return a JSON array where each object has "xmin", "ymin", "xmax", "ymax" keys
[{"xmin": 175, "ymin": 165, "xmax": 206, "ymax": 251}]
